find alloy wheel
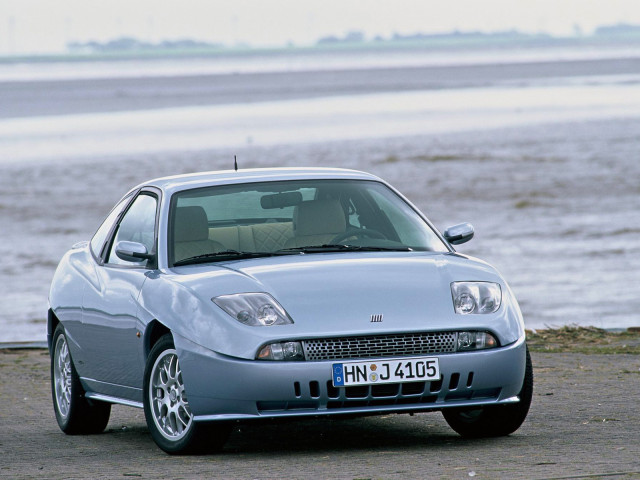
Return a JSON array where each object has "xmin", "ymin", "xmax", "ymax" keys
[
  {"xmin": 53, "ymin": 335, "xmax": 72, "ymax": 419},
  {"xmin": 149, "ymin": 349, "xmax": 193, "ymax": 441}
]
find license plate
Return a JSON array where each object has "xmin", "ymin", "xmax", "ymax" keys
[{"xmin": 332, "ymin": 357, "xmax": 440, "ymax": 387}]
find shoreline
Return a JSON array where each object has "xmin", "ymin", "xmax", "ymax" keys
[{"xmin": 2, "ymin": 55, "xmax": 639, "ymax": 119}]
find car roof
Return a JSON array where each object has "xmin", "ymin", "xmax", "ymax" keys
[{"xmin": 136, "ymin": 167, "xmax": 383, "ymax": 195}]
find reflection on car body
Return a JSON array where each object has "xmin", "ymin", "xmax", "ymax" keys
[{"xmin": 49, "ymin": 167, "xmax": 532, "ymax": 454}]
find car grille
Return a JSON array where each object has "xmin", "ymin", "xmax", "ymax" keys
[{"xmin": 302, "ymin": 331, "xmax": 457, "ymax": 361}]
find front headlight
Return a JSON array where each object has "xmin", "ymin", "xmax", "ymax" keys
[
  {"xmin": 451, "ymin": 282, "xmax": 501, "ymax": 314},
  {"xmin": 212, "ymin": 293, "xmax": 293, "ymax": 326}
]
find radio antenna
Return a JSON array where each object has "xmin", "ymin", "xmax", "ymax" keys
[{"xmin": 234, "ymin": 155, "xmax": 238, "ymax": 171}]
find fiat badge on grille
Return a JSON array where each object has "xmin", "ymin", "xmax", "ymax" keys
[{"xmin": 370, "ymin": 314, "xmax": 383, "ymax": 323}]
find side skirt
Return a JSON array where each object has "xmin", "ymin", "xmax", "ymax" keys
[{"xmin": 85, "ymin": 392, "xmax": 143, "ymax": 409}]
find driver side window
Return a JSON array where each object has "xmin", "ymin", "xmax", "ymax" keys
[
  {"xmin": 90, "ymin": 195, "xmax": 132, "ymax": 259},
  {"xmin": 107, "ymin": 194, "xmax": 158, "ymax": 265}
]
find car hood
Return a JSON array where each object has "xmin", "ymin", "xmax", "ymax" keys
[{"xmin": 167, "ymin": 251, "xmax": 508, "ymax": 339}]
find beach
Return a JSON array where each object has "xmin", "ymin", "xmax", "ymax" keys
[{"xmin": 1, "ymin": 45, "xmax": 640, "ymax": 341}]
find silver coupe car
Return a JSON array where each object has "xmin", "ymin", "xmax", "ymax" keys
[{"xmin": 49, "ymin": 167, "xmax": 532, "ymax": 454}]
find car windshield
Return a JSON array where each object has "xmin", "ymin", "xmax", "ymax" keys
[{"xmin": 169, "ymin": 179, "xmax": 449, "ymax": 265}]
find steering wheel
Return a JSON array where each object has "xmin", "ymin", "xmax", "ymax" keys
[{"xmin": 331, "ymin": 228, "xmax": 387, "ymax": 244}]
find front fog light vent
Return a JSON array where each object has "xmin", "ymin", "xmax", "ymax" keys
[
  {"xmin": 456, "ymin": 331, "xmax": 498, "ymax": 351},
  {"xmin": 257, "ymin": 341, "xmax": 305, "ymax": 361}
]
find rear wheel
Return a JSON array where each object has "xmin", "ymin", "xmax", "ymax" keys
[
  {"xmin": 51, "ymin": 324, "xmax": 111, "ymax": 434},
  {"xmin": 443, "ymin": 346, "xmax": 533, "ymax": 437},
  {"xmin": 143, "ymin": 334, "xmax": 231, "ymax": 454}
]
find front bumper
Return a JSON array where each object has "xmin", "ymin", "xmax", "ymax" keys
[{"xmin": 175, "ymin": 334, "xmax": 527, "ymax": 422}]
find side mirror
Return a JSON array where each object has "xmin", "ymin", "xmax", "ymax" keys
[
  {"xmin": 115, "ymin": 241, "xmax": 154, "ymax": 263},
  {"xmin": 444, "ymin": 223, "xmax": 474, "ymax": 245}
]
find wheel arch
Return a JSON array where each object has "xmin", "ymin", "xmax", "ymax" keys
[
  {"xmin": 143, "ymin": 320, "xmax": 172, "ymax": 359},
  {"xmin": 47, "ymin": 309, "xmax": 60, "ymax": 353}
]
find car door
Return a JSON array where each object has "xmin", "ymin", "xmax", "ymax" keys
[{"xmin": 79, "ymin": 191, "xmax": 159, "ymax": 401}]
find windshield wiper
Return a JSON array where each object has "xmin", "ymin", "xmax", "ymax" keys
[
  {"xmin": 174, "ymin": 250, "xmax": 284, "ymax": 266},
  {"xmin": 276, "ymin": 244, "xmax": 413, "ymax": 254},
  {"xmin": 175, "ymin": 245, "xmax": 414, "ymax": 266}
]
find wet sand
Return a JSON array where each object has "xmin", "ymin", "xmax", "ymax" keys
[
  {"xmin": 2, "ymin": 56, "xmax": 640, "ymax": 118},
  {"xmin": 1, "ymin": 53, "xmax": 640, "ymax": 480},
  {"xmin": 1, "ymin": 56, "xmax": 640, "ymax": 340}
]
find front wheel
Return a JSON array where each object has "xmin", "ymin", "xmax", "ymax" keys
[
  {"xmin": 143, "ymin": 334, "xmax": 231, "ymax": 454},
  {"xmin": 51, "ymin": 324, "xmax": 111, "ymax": 434},
  {"xmin": 443, "ymin": 346, "xmax": 533, "ymax": 438}
]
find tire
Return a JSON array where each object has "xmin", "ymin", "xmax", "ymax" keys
[
  {"xmin": 51, "ymin": 324, "xmax": 111, "ymax": 434},
  {"xmin": 143, "ymin": 334, "xmax": 231, "ymax": 454},
  {"xmin": 443, "ymin": 346, "xmax": 533, "ymax": 438}
]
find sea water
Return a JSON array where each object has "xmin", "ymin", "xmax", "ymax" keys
[{"xmin": 1, "ymin": 44, "xmax": 639, "ymax": 341}]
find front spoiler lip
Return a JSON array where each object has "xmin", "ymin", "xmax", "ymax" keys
[
  {"xmin": 193, "ymin": 395, "xmax": 521, "ymax": 422},
  {"xmin": 177, "ymin": 333, "xmax": 527, "ymax": 422}
]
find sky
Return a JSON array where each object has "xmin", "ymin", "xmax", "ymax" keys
[{"xmin": 1, "ymin": 0, "xmax": 640, "ymax": 55}]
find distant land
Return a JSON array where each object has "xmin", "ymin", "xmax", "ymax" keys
[
  {"xmin": 70, "ymin": 23, "xmax": 640, "ymax": 52},
  {"xmin": 316, "ymin": 23, "xmax": 640, "ymax": 45},
  {"xmin": 3, "ymin": 23, "xmax": 640, "ymax": 63}
]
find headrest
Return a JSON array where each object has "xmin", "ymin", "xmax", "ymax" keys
[
  {"xmin": 174, "ymin": 206, "xmax": 209, "ymax": 242},
  {"xmin": 294, "ymin": 200, "xmax": 346, "ymax": 236}
]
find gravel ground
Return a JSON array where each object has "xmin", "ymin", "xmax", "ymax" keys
[{"xmin": 1, "ymin": 349, "xmax": 639, "ymax": 480}]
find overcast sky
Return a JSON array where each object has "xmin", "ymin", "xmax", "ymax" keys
[{"xmin": 1, "ymin": 0, "xmax": 640, "ymax": 54}]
